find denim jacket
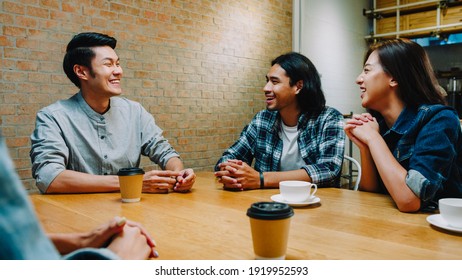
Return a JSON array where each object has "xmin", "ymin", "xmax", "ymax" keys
[{"xmin": 379, "ymin": 104, "xmax": 462, "ymax": 211}]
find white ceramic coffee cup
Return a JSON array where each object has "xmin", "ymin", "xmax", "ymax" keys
[
  {"xmin": 439, "ymin": 198, "xmax": 462, "ymax": 228},
  {"xmin": 279, "ymin": 181, "xmax": 317, "ymax": 203}
]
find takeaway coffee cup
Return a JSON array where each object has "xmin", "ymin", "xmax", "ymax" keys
[
  {"xmin": 247, "ymin": 202, "xmax": 294, "ymax": 259},
  {"xmin": 279, "ymin": 181, "xmax": 317, "ymax": 203},
  {"xmin": 439, "ymin": 198, "xmax": 462, "ymax": 228},
  {"xmin": 117, "ymin": 167, "xmax": 145, "ymax": 203}
]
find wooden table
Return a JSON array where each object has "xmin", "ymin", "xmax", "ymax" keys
[{"xmin": 30, "ymin": 172, "xmax": 462, "ymax": 260}]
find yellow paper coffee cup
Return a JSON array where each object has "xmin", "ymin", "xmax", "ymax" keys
[
  {"xmin": 117, "ymin": 167, "xmax": 145, "ymax": 203},
  {"xmin": 247, "ymin": 202, "xmax": 294, "ymax": 259}
]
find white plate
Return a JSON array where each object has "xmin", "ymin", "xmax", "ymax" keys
[
  {"xmin": 270, "ymin": 194, "xmax": 321, "ymax": 207},
  {"xmin": 426, "ymin": 214, "xmax": 462, "ymax": 233}
]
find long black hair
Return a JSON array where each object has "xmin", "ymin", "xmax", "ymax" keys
[
  {"xmin": 271, "ymin": 52, "xmax": 326, "ymax": 116},
  {"xmin": 365, "ymin": 38, "xmax": 446, "ymax": 108}
]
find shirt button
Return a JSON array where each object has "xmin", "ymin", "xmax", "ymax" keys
[
  {"xmin": 104, "ymin": 155, "xmax": 108, "ymax": 159},
  {"xmin": 100, "ymin": 136, "xmax": 105, "ymax": 139},
  {"xmin": 100, "ymin": 117, "xmax": 104, "ymax": 121}
]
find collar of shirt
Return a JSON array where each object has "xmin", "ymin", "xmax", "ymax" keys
[
  {"xmin": 270, "ymin": 110, "xmax": 312, "ymax": 134},
  {"xmin": 76, "ymin": 91, "xmax": 115, "ymax": 122}
]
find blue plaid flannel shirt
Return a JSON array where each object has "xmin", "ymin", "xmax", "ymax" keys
[{"xmin": 215, "ymin": 107, "xmax": 345, "ymax": 187}]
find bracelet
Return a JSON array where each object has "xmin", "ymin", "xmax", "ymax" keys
[{"xmin": 259, "ymin": 171, "xmax": 264, "ymax": 189}]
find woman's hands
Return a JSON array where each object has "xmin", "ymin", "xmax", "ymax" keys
[{"xmin": 344, "ymin": 113, "xmax": 381, "ymax": 149}]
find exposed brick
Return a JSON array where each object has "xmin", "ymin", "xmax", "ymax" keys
[
  {"xmin": 40, "ymin": 0, "xmax": 60, "ymax": 9},
  {"xmin": 5, "ymin": 136, "xmax": 30, "ymax": 148},
  {"xmin": 17, "ymin": 60, "xmax": 39, "ymax": 71},
  {"xmin": 3, "ymin": 71, "xmax": 28, "ymax": 82},
  {"xmin": 0, "ymin": 104, "xmax": 16, "ymax": 115},
  {"xmin": 62, "ymin": 2, "xmax": 79, "ymax": 13},
  {"xmin": 0, "ymin": 35, "xmax": 14, "ymax": 47},
  {"xmin": 0, "ymin": 126, "xmax": 16, "ymax": 137},
  {"xmin": 1, "ymin": 0, "xmax": 292, "ymax": 192},
  {"xmin": 27, "ymin": 6, "xmax": 50, "ymax": 19},
  {"xmin": 91, "ymin": 0, "xmax": 108, "ymax": 9},
  {"xmin": 0, "ymin": 13, "xmax": 15, "ymax": 25},
  {"xmin": 15, "ymin": 15, "xmax": 38, "ymax": 28},
  {"xmin": 4, "ymin": 26, "xmax": 27, "ymax": 37},
  {"xmin": 3, "ymin": 115, "xmax": 36, "ymax": 126},
  {"xmin": 3, "ymin": 1, "xmax": 26, "ymax": 15},
  {"xmin": 17, "ymin": 83, "xmax": 40, "ymax": 95},
  {"xmin": 99, "ymin": 10, "xmax": 118, "ymax": 20},
  {"xmin": 110, "ymin": 2, "xmax": 126, "ymax": 13}
]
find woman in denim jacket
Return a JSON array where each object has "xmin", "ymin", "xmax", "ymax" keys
[{"xmin": 344, "ymin": 38, "xmax": 462, "ymax": 213}]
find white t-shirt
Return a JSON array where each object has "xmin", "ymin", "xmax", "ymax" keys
[{"xmin": 279, "ymin": 122, "xmax": 305, "ymax": 171}]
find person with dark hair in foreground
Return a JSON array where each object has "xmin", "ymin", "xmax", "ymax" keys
[
  {"xmin": 215, "ymin": 52, "xmax": 345, "ymax": 190},
  {"xmin": 0, "ymin": 134, "xmax": 157, "ymax": 260}
]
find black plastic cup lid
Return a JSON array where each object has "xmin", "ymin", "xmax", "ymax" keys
[
  {"xmin": 246, "ymin": 202, "xmax": 294, "ymax": 220},
  {"xmin": 117, "ymin": 167, "xmax": 145, "ymax": 176}
]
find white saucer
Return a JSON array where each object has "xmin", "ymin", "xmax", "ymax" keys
[
  {"xmin": 426, "ymin": 214, "xmax": 462, "ymax": 233},
  {"xmin": 270, "ymin": 194, "xmax": 321, "ymax": 207}
]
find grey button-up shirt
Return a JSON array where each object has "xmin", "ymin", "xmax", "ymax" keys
[{"xmin": 30, "ymin": 92, "xmax": 180, "ymax": 193}]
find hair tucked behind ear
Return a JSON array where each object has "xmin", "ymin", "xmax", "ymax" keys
[
  {"xmin": 272, "ymin": 52, "xmax": 326, "ymax": 116},
  {"xmin": 365, "ymin": 38, "xmax": 446, "ymax": 108},
  {"xmin": 63, "ymin": 32, "xmax": 117, "ymax": 88}
]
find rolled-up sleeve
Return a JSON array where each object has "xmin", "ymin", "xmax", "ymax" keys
[
  {"xmin": 405, "ymin": 110, "xmax": 459, "ymax": 202},
  {"xmin": 139, "ymin": 105, "xmax": 180, "ymax": 169},
  {"xmin": 30, "ymin": 109, "xmax": 68, "ymax": 193},
  {"xmin": 405, "ymin": 169, "xmax": 432, "ymax": 198}
]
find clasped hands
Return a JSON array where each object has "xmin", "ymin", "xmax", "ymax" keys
[
  {"xmin": 50, "ymin": 216, "xmax": 157, "ymax": 260},
  {"xmin": 344, "ymin": 112, "xmax": 381, "ymax": 149},
  {"xmin": 104, "ymin": 216, "xmax": 157, "ymax": 260},
  {"xmin": 214, "ymin": 159, "xmax": 260, "ymax": 191},
  {"xmin": 142, "ymin": 168, "xmax": 195, "ymax": 193}
]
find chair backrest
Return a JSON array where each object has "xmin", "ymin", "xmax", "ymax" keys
[
  {"xmin": 341, "ymin": 112, "xmax": 361, "ymax": 191},
  {"xmin": 342, "ymin": 155, "xmax": 361, "ymax": 191}
]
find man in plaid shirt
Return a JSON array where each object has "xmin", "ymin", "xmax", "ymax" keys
[{"xmin": 214, "ymin": 52, "xmax": 345, "ymax": 190}]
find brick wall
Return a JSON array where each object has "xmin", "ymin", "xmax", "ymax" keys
[{"xmin": 0, "ymin": 0, "xmax": 292, "ymax": 191}]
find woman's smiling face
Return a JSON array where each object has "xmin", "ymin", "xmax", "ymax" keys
[{"xmin": 356, "ymin": 50, "xmax": 395, "ymax": 111}]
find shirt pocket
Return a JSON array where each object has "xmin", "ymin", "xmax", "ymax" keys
[{"xmin": 254, "ymin": 148, "xmax": 273, "ymax": 171}]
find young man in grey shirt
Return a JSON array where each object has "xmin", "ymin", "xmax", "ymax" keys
[{"xmin": 30, "ymin": 32, "xmax": 195, "ymax": 194}]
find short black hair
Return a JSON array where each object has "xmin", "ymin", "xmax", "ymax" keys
[
  {"xmin": 272, "ymin": 52, "xmax": 326, "ymax": 115},
  {"xmin": 63, "ymin": 32, "xmax": 117, "ymax": 88}
]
